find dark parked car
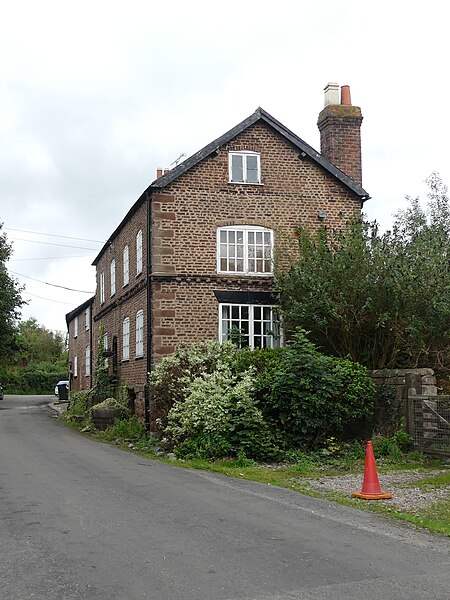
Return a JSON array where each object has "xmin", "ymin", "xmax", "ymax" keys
[{"xmin": 0, "ymin": 384, "xmax": 3, "ymax": 401}]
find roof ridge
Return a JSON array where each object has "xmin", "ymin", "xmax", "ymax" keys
[{"xmin": 149, "ymin": 107, "xmax": 369, "ymax": 198}]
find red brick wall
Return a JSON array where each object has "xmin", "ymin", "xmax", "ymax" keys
[
  {"xmin": 152, "ymin": 122, "xmax": 360, "ymax": 276},
  {"xmin": 150, "ymin": 120, "xmax": 362, "ymax": 363},
  {"xmin": 151, "ymin": 277, "xmax": 273, "ymax": 363},
  {"xmin": 94, "ymin": 287, "xmax": 147, "ymax": 385},
  {"xmin": 67, "ymin": 308, "xmax": 92, "ymax": 392},
  {"xmin": 92, "ymin": 200, "xmax": 148, "ymax": 392}
]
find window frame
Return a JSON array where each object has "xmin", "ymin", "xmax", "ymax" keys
[
  {"xmin": 110, "ymin": 259, "xmax": 116, "ymax": 297},
  {"xmin": 100, "ymin": 272, "xmax": 105, "ymax": 304},
  {"xmin": 123, "ymin": 245, "xmax": 129, "ymax": 287},
  {"xmin": 85, "ymin": 306, "xmax": 90, "ymax": 331},
  {"xmin": 217, "ymin": 225, "xmax": 274, "ymax": 275},
  {"xmin": 218, "ymin": 303, "xmax": 281, "ymax": 350},
  {"xmin": 103, "ymin": 333, "xmax": 109, "ymax": 366},
  {"xmin": 135, "ymin": 309, "xmax": 144, "ymax": 358},
  {"xmin": 228, "ymin": 151, "xmax": 261, "ymax": 184},
  {"xmin": 85, "ymin": 346, "xmax": 91, "ymax": 377},
  {"xmin": 74, "ymin": 316, "xmax": 78, "ymax": 338},
  {"xmin": 136, "ymin": 230, "xmax": 143, "ymax": 275},
  {"xmin": 122, "ymin": 316, "xmax": 130, "ymax": 361},
  {"xmin": 73, "ymin": 355, "xmax": 78, "ymax": 378}
]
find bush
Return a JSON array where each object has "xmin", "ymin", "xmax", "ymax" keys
[
  {"xmin": 230, "ymin": 346, "xmax": 285, "ymax": 405},
  {"xmin": 373, "ymin": 428, "xmax": 413, "ymax": 458},
  {"xmin": 163, "ymin": 365, "xmax": 280, "ymax": 460},
  {"xmin": 262, "ymin": 330, "xmax": 375, "ymax": 449},
  {"xmin": 149, "ymin": 340, "xmax": 238, "ymax": 431},
  {"xmin": 153, "ymin": 333, "xmax": 376, "ymax": 456}
]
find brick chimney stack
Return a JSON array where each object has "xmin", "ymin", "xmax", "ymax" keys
[{"xmin": 317, "ymin": 83, "xmax": 363, "ymax": 186}]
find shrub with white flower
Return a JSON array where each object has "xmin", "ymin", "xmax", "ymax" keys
[
  {"xmin": 163, "ymin": 365, "xmax": 278, "ymax": 460},
  {"xmin": 149, "ymin": 340, "xmax": 238, "ymax": 432}
]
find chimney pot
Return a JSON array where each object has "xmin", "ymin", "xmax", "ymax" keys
[
  {"xmin": 341, "ymin": 85, "xmax": 352, "ymax": 106},
  {"xmin": 156, "ymin": 168, "xmax": 163, "ymax": 178},
  {"xmin": 324, "ymin": 82, "xmax": 340, "ymax": 107}
]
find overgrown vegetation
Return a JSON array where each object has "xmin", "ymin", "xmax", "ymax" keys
[
  {"xmin": 0, "ymin": 225, "xmax": 68, "ymax": 393},
  {"xmin": 91, "ymin": 323, "xmax": 116, "ymax": 401},
  {"xmin": 99, "ymin": 416, "xmax": 146, "ymax": 442},
  {"xmin": 64, "ymin": 391, "xmax": 91, "ymax": 428},
  {"xmin": 149, "ymin": 333, "xmax": 375, "ymax": 460},
  {"xmin": 164, "ymin": 365, "xmax": 280, "ymax": 460},
  {"xmin": 149, "ymin": 340, "xmax": 237, "ymax": 430},
  {"xmin": 64, "ymin": 387, "xmax": 131, "ymax": 431},
  {"xmin": 277, "ymin": 173, "xmax": 450, "ymax": 375}
]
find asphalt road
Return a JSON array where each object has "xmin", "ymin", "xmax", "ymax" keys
[{"xmin": 0, "ymin": 394, "xmax": 449, "ymax": 600}]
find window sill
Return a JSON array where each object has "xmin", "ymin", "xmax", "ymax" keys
[
  {"xmin": 228, "ymin": 181, "xmax": 264, "ymax": 186},
  {"xmin": 121, "ymin": 359, "xmax": 130, "ymax": 363},
  {"xmin": 217, "ymin": 271, "xmax": 273, "ymax": 278},
  {"xmin": 135, "ymin": 355, "xmax": 144, "ymax": 360}
]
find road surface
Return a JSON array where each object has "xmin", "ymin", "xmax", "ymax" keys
[{"xmin": 0, "ymin": 394, "xmax": 449, "ymax": 599}]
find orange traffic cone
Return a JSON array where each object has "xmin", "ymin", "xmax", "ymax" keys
[{"xmin": 352, "ymin": 441, "xmax": 392, "ymax": 500}]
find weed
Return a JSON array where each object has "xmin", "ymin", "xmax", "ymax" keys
[{"xmin": 99, "ymin": 416, "xmax": 146, "ymax": 442}]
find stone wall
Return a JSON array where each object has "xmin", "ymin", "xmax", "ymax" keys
[
  {"xmin": 369, "ymin": 368, "xmax": 438, "ymax": 432},
  {"xmin": 370, "ymin": 368, "xmax": 438, "ymax": 400}
]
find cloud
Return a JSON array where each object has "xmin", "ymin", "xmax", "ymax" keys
[{"xmin": 1, "ymin": 0, "xmax": 449, "ymax": 331}]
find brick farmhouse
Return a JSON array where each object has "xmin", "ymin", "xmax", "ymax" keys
[{"xmin": 66, "ymin": 82, "xmax": 369, "ymax": 423}]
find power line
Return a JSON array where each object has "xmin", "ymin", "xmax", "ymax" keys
[
  {"xmin": 4, "ymin": 227, "xmax": 105, "ymax": 244},
  {"xmin": 10, "ymin": 237, "xmax": 101, "ymax": 251},
  {"xmin": 9, "ymin": 269, "xmax": 94, "ymax": 294},
  {"xmin": 23, "ymin": 291, "xmax": 76, "ymax": 305},
  {"xmin": 8, "ymin": 255, "xmax": 95, "ymax": 262}
]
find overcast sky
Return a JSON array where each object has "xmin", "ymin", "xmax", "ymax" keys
[{"xmin": 1, "ymin": 0, "xmax": 449, "ymax": 334}]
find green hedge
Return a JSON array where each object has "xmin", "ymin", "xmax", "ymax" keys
[{"xmin": 1, "ymin": 362, "xmax": 68, "ymax": 394}]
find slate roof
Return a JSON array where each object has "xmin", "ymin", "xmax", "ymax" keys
[
  {"xmin": 65, "ymin": 296, "xmax": 95, "ymax": 327},
  {"xmin": 148, "ymin": 107, "xmax": 370, "ymax": 200}
]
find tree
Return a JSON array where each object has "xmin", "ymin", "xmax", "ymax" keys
[
  {"xmin": 277, "ymin": 173, "xmax": 450, "ymax": 373},
  {"xmin": 2, "ymin": 317, "xmax": 68, "ymax": 394},
  {"xmin": 0, "ymin": 224, "xmax": 25, "ymax": 365},
  {"xmin": 13, "ymin": 318, "xmax": 66, "ymax": 368}
]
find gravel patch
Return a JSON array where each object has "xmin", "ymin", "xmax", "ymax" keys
[{"xmin": 304, "ymin": 469, "xmax": 449, "ymax": 512}]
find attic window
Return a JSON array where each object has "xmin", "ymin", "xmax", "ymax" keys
[{"xmin": 229, "ymin": 152, "xmax": 261, "ymax": 184}]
